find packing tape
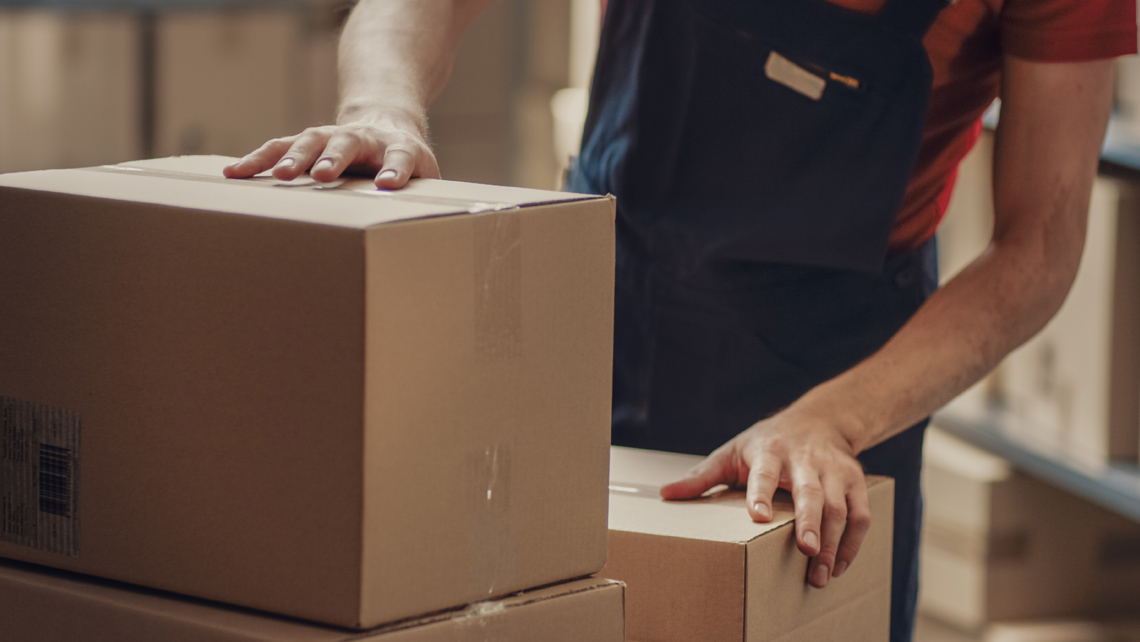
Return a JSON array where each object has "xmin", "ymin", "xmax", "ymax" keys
[
  {"xmin": 466, "ymin": 444, "xmax": 515, "ymax": 599},
  {"xmin": 473, "ymin": 211, "xmax": 523, "ymax": 362},
  {"xmin": 85, "ymin": 165, "xmax": 518, "ymax": 214},
  {"xmin": 607, "ymin": 481, "xmax": 662, "ymax": 497}
]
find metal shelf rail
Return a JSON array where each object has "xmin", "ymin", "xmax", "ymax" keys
[{"xmin": 933, "ymin": 408, "xmax": 1140, "ymax": 524}]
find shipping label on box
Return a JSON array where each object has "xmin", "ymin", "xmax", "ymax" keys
[{"xmin": 0, "ymin": 156, "xmax": 616, "ymax": 629}]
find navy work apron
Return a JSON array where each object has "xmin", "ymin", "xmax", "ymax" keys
[{"xmin": 568, "ymin": 0, "xmax": 949, "ymax": 641}]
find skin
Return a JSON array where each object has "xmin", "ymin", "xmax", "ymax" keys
[{"xmin": 225, "ymin": 0, "xmax": 1117, "ymax": 591}]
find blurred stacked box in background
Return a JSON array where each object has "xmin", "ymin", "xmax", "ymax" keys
[
  {"xmin": 154, "ymin": 3, "xmax": 341, "ymax": 158},
  {"xmin": 919, "ymin": 428, "xmax": 1140, "ymax": 634},
  {"xmin": 0, "ymin": 9, "xmax": 141, "ymax": 172}
]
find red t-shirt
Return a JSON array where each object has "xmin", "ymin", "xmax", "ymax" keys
[{"xmin": 599, "ymin": 0, "xmax": 1138, "ymax": 253}]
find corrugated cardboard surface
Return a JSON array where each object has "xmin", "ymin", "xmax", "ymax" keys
[
  {"xmin": 920, "ymin": 428, "xmax": 1140, "ymax": 631},
  {"xmin": 0, "ymin": 560, "xmax": 625, "ymax": 642},
  {"xmin": 0, "ymin": 156, "xmax": 615, "ymax": 628},
  {"xmin": 604, "ymin": 446, "xmax": 894, "ymax": 642}
]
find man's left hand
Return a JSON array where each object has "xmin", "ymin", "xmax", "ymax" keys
[{"xmin": 660, "ymin": 410, "xmax": 870, "ymax": 589}]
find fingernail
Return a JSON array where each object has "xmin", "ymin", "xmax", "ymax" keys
[
  {"xmin": 377, "ymin": 169, "xmax": 398, "ymax": 181},
  {"xmin": 834, "ymin": 561, "xmax": 848, "ymax": 578},
  {"xmin": 812, "ymin": 564, "xmax": 830, "ymax": 587},
  {"xmin": 753, "ymin": 502, "xmax": 771, "ymax": 520},
  {"xmin": 803, "ymin": 531, "xmax": 819, "ymax": 551},
  {"xmin": 276, "ymin": 158, "xmax": 295, "ymax": 169},
  {"xmin": 314, "ymin": 158, "xmax": 334, "ymax": 172}
]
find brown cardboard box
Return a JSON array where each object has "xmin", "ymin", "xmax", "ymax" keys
[
  {"xmin": 0, "ymin": 155, "xmax": 616, "ymax": 628},
  {"xmin": 155, "ymin": 7, "xmax": 341, "ymax": 158},
  {"xmin": 919, "ymin": 428, "xmax": 1140, "ymax": 632},
  {"xmin": 603, "ymin": 446, "xmax": 895, "ymax": 642},
  {"xmin": 0, "ymin": 9, "xmax": 141, "ymax": 173},
  {"xmin": 984, "ymin": 620, "xmax": 1140, "ymax": 642},
  {"xmin": 0, "ymin": 559, "xmax": 626, "ymax": 642}
]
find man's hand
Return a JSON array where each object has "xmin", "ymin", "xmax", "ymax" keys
[
  {"xmin": 660, "ymin": 410, "xmax": 870, "ymax": 590},
  {"xmin": 222, "ymin": 117, "xmax": 440, "ymax": 189},
  {"xmin": 223, "ymin": 0, "xmax": 495, "ymax": 188}
]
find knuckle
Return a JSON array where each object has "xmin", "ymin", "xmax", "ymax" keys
[
  {"xmin": 848, "ymin": 509, "xmax": 872, "ymax": 531},
  {"xmin": 794, "ymin": 482, "xmax": 823, "ymax": 499},
  {"xmin": 752, "ymin": 467, "xmax": 780, "ymax": 485},
  {"xmin": 822, "ymin": 501, "xmax": 847, "ymax": 521}
]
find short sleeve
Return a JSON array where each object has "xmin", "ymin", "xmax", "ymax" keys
[{"xmin": 1001, "ymin": 0, "xmax": 1138, "ymax": 61}]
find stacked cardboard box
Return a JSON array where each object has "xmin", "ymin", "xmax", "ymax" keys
[
  {"xmin": 155, "ymin": 6, "xmax": 339, "ymax": 158},
  {"xmin": 0, "ymin": 155, "xmax": 622, "ymax": 637},
  {"xmin": 603, "ymin": 446, "xmax": 895, "ymax": 642},
  {"xmin": 919, "ymin": 427, "xmax": 1140, "ymax": 633},
  {"xmin": 0, "ymin": 9, "xmax": 141, "ymax": 173},
  {"xmin": 983, "ymin": 620, "xmax": 1140, "ymax": 642},
  {"xmin": 0, "ymin": 559, "xmax": 625, "ymax": 642}
]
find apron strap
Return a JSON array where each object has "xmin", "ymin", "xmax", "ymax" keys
[{"xmin": 877, "ymin": 0, "xmax": 951, "ymax": 38}]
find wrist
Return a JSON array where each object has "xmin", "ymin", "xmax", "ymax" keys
[
  {"xmin": 336, "ymin": 99, "xmax": 428, "ymax": 137},
  {"xmin": 785, "ymin": 387, "xmax": 873, "ymax": 455}
]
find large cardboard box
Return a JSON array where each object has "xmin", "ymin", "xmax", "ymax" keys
[
  {"xmin": 919, "ymin": 427, "xmax": 1140, "ymax": 632},
  {"xmin": 0, "ymin": 155, "xmax": 616, "ymax": 628},
  {"xmin": 603, "ymin": 446, "xmax": 895, "ymax": 642},
  {"xmin": 0, "ymin": 559, "xmax": 626, "ymax": 642}
]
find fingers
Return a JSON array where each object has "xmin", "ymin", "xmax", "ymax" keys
[
  {"xmin": 833, "ymin": 475, "xmax": 871, "ymax": 579},
  {"xmin": 375, "ymin": 146, "xmax": 430, "ymax": 189},
  {"xmin": 790, "ymin": 465, "xmax": 825, "ymax": 559},
  {"xmin": 807, "ymin": 473, "xmax": 848, "ymax": 588},
  {"xmin": 310, "ymin": 131, "xmax": 368, "ymax": 183},
  {"xmin": 744, "ymin": 450, "xmax": 782, "ymax": 522},
  {"xmin": 659, "ymin": 446, "xmax": 738, "ymax": 500},
  {"xmin": 271, "ymin": 131, "xmax": 330, "ymax": 181},
  {"xmin": 223, "ymin": 136, "xmax": 296, "ymax": 178},
  {"xmin": 223, "ymin": 123, "xmax": 441, "ymax": 188}
]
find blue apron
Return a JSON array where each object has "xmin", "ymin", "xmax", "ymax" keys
[{"xmin": 568, "ymin": 0, "xmax": 948, "ymax": 640}]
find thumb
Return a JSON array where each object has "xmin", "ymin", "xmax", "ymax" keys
[{"xmin": 660, "ymin": 451, "xmax": 734, "ymax": 500}]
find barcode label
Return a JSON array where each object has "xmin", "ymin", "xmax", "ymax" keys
[{"xmin": 1, "ymin": 396, "xmax": 81, "ymax": 557}]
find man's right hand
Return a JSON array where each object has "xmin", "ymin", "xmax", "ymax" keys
[{"xmin": 222, "ymin": 117, "xmax": 440, "ymax": 189}]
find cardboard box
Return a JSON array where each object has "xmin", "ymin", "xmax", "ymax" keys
[
  {"xmin": 155, "ymin": 8, "xmax": 339, "ymax": 157},
  {"xmin": 919, "ymin": 428, "xmax": 1140, "ymax": 632},
  {"xmin": 0, "ymin": 559, "xmax": 626, "ymax": 642},
  {"xmin": 998, "ymin": 176, "xmax": 1140, "ymax": 463},
  {"xmin": 603, "ymin": 446, "xmax": 894, "ymax": 642},
  {"xmin": 0, "ymin": 155, "xmax": 616, "ymax": 628},
  {"xmin": 984, "ymin": 620, "xmax": 1140, "ymax": 642},
  {"xmin": 0, "ymin": 9, "xmax": 141, "ymax": 173}
]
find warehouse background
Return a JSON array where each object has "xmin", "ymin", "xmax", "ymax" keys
[{"xmin": 2, "ymin": 1, "xmax": 1140, "ymax": 640}]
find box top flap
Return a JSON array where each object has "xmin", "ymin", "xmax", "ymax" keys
[
  {"xmin": 0, "ymin": 156, "xmax": 604, "ymax": 230},
  {"xmin": 609, "ymin": 446, "xmax": 891, "ymax": 545}
]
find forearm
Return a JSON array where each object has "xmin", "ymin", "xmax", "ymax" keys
[
  {"xmin": 794, "ymin": 57, "xmax": 1115, "ymax": 454},
  {"xmin": 337, "ymin": 0, "xmax": 493, "ymax": 131},
  {"xmin": 797, "ymin": 232, "xmax": 1081, "ymax": 453}
]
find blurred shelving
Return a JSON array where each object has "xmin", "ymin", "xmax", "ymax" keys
[{"xmin": 934, "ymin": 406, "xmax": 1140, "ymax": 524}]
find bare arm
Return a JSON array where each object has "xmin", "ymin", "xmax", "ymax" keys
[
  {"xmin": 224, "ymin": 0, "xmax": 497, "ymax": 187},
  {"xmin": 663, "ymin": 57, "xmax": 1115, "ymax": 588}
]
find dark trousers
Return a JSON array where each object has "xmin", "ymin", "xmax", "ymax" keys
[{"xmin": 611, "ymin": 225, "xmax": 939, "ymax": 642}]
